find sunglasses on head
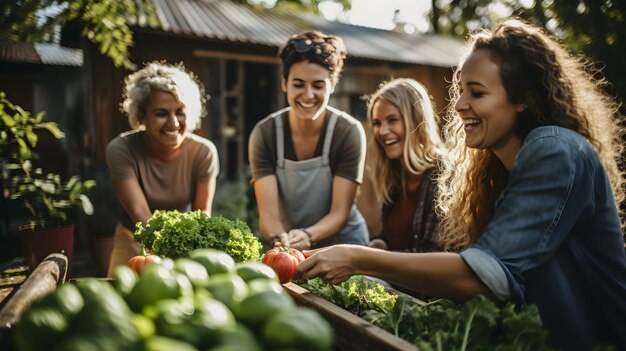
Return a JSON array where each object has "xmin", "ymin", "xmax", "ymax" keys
[{"xmin": 290, "ymin": 39, "xmax": 317, "ymax": 53}]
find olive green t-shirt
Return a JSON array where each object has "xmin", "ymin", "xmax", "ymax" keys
[
  {"xmin": 106, "ymin": 130, "xmax": 219, "ymax": 230},
  {"xmin": 248, "ymin": 107, "xmax": 366, "ymax": 183}
]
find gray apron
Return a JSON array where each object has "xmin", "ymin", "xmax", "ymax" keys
[{"xmin": 274, "ymin": 109, "xmax": 368, "ymax": 248}]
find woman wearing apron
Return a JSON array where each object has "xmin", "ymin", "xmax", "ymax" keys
[{"xmin": 248, "ymin": 30, "xmax": 369, "ymax": 250}]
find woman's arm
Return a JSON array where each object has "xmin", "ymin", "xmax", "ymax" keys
[
  {"xmin": 288, "ymin": 176, "xmax": 358, "ymax": 249},
  {"xmin": 113, "ymin": 178, "xmax": 152, "ymax": 226},
  {"xmin": 193, "ymin": 176, "xmax": 217, "ymax": 216},
  {"xmin": 254, "ymin": 175, "xmax": 289, "ymax": 242},
  {"xmin": 297, "ymin": 245, "xmax": 496, "ymax": 302}
]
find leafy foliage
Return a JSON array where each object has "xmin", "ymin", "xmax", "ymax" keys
[
  {"xmin": 427, "ymin": 0, "xmax": 625, "ymax": 107},
  {"xmin": 364, "ymin": 295, "xmax": 551, "ymax": 350},
  {"xmin": 302, "ymin": 276, "xmax": 551, "ymax": 350},
  {"xmin": 301, "ymin": 276, "xmax": 397, "ymax": 316},
  {"xmin": 0, "ymin": 91, "xmax": 63, "ymax": 167},
  {"xmin": 134, "ymin": 210, "xmax": 263, "ymax": 262},
  {"xmin": 0, "ymin": 0, "xmax": 159, "ymax": 69},
  {"xmin": 1, "ymin": 92, "xmax": 95, "ymax": 227},
  {"xmin": 9, "ymin": 168, "xmax": 95, "ymax": 227}
]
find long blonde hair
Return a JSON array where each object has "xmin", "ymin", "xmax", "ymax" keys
[
  {"xmin": 367, "ymin": 78, "xmax": 446, "ymax": 204},
  {"xmin": 437, "ymin": 19, "xmax": 625, "ymax": 251}
]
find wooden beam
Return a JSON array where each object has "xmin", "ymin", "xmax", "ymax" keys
[
  {"xmin": 0, "ymin": 253, "xmax": 67, "ymax": 329},
  {"xmin": 193, "ymin": 49, "xmax": 279, "ymax": 64},
  {"xmin": 283, "ymin": 282, "xmax": 417, "ymax": 351}
]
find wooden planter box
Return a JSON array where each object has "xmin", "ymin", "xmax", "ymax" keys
[{"xmin": 283, "ymin": 282, "xmax": 417, "ymax": 351}]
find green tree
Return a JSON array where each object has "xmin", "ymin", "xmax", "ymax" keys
[
  {"xmin": 0, "ymin": 0, "xmax": 158, "ymax": 69},
  {"xmin": 429, "ymin": 0, "xmax": 495, "ymax": 35},
  {"xmin": 427, "ymin": 0, "xmax": 625, "ymax": 107},
  {"xmin": 518, "ymin": 1, "xmax": 626, "ymax": 106}
]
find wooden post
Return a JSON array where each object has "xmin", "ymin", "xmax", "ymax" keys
[{"xmin": 0, "ymin": 253, "xmax": 67, "ymax": 329}]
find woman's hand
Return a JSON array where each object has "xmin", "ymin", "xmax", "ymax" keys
[
  {"xmin": 296, "ymin": 245, "xmax": 360, "ymax": 284},
  {"xmin": 287, "ymin": 228, "xmax": 312, "ymax": 250},
  {"xmin": 368, "ymin": 239, "xmax": 388, "ymax": 250},
  {"xmin": 271, "ymin": 232, "xmax": 290, "ymax": 247}
]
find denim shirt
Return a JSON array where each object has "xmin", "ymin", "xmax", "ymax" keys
[{"xmin": 460, "ymin": 126, "xmax": 626, "ymax": 350}]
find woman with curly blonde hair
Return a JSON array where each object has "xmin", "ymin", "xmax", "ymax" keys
[
  {"xmin": 106, "ymin": 61, "xmax": 219, "ymax": 276},
  {"xmin": 367, "ymin": 78, "xmax": 446, "ymax": 253},
  {"xmin": 297, "ymin": 19, "xmax": 626, "ymax": 350}
]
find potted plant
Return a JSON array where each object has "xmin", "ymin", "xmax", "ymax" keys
[{"xmin": 0, "ymin": 92, "xmax": 95, "ymax": 272}]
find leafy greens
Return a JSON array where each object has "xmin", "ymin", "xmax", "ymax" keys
[
  {"xmin": 301, "ymin": 277, "xmax": 552, "ymax": 350},
  {"xmin": 134, "ymin": 210, "xmax": 262, "ymax": 262}
]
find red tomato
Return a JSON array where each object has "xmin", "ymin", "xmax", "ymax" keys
[
  {"xmin": 127, "ymin": 247, "xmax": 162, "ymax": 274},
  {"xmin": 262, "ymin": 247, "xmax": 304, "ymax": 284},
  {"xmin": 290, "ymin": 248, "xmax": 305, "ymax": 263}
]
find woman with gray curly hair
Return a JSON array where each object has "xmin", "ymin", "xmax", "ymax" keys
[{"xmin": 106, "ymin": 61, "xmax": 219, "ymax": 276}]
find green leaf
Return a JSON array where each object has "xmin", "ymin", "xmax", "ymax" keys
[
  {"xmin": 34, "ymin": 111, "xmax": 44, "ymax": 123},
  {"xmin": 25, "ymin": 130, "xmax": 38, "ymax": 146},
  {"xmin": 40, "ymin": 122, "xmax": 64, "ymax": 139},
  {"xmin": 1, "ymin": 113, "xmax": 16, "ymax": 127},
  {"xmin": 80, "ymin": 194, "xmax": 94, "ymax": 215},
  {"xmin": 39, "ymin": 181, "xmax": 56, "ymax": 194},
  {"xmin": 16, "ymin": 137, "xmax": 30, "ymax": 159}
]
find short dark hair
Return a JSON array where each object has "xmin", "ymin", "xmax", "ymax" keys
[{"xmin": 278, "ymin": 31, "xmax": 347, "ymax": 83}]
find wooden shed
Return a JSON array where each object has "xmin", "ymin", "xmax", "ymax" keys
[
  {"xmin": 1, "ymin": 0, "xmax": 465, "ymax": 240},
  {"xmin": 66, "ymin": 0, "xmax": 464, "ymax": 180}
]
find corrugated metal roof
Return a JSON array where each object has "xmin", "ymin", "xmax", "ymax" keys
[
  {"xmin": 34, "ymin": 43, "xmax": 83, "ymax": 66},
  {"xmin": 134, "ymin": 0, "xmax": 465, "ymax": 67},
  {"xmin": 0, "ymin": 41, "xmax": 83, "ymax": 66},
  {"xmin": 0, "ymin": 41, "xmax": 40, "ymax": 64}
]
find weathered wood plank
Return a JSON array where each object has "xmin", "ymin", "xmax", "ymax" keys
[
  {"xmin": 0, "ymin": 253, "xmax": 68, "ymax": 329},
  {"xmin": 284, "ymin": 282, "xmax": 417, "ymax": 351}
]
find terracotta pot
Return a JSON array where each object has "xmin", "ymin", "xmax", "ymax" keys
[{"xmin": 20, "ymin": 223, "xmax": 74, "ymax": 275}]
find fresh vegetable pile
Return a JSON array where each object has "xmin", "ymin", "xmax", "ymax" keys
[
  {"xmin": 302, "ymin": 276, "xmax": 552, "ymax": 350},
  {"xmin": 134, "ymin": 210, "xmax": 263, "ymax": 262},
  {"xmin": 13, "ymin": 249, "xmax": 333, "ymax": 351}
]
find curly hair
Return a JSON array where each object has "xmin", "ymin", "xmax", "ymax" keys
[
  {"xmin": 436, "ymin": 18, "xmax": 625, "ymax": 251},
  {"xmin": 121, "ymin": 61, "xmax": 207, "ymax": 131},
  {"xmin": 367, "ymin": 78, "xmax": 446, "ymax": 204},
  {"xmin": 278, "ymin": 31, "xmax": 347, "ymax": 84}
]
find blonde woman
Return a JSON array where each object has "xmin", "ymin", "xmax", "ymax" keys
[
  {"xmin": 106, "ymin": 62, "xmax": 219, "ymax": 276},
  {"xmin": 367, "ymin": 78, "xmax": 445, "ymax": 253},
  {"xmin": 297, "ymin": 19, "xmax": 626, "ymax": 350}
]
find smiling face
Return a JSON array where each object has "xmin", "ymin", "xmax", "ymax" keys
[
  {"xmin": 371, "ymin": 97, "xmax": 405, "ymax": 160},
  {"xmin": 455, "ymin": 49, "xmax": 525, "ymax": 165},
  {"xmin": 282, "ymin": 61, "xmax": 334, "ymax": 122},
  {"xmin": 143, "ymin": 90, "xmax": 187, "ymax": 152}
]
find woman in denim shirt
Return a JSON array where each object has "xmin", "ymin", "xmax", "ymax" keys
[{"xmin": 297, "ymin": 19, "xmax": 626, "ymax": 350}]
